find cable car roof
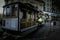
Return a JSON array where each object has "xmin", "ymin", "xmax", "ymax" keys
[{"xmin": 3, "ymin": 2, "xmax": 39, "ymax": 13}]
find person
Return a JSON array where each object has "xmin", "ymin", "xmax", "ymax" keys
[
  {"xmin": 37, "ymin": 17, "xmax": 43, "ymax": 28},
  {"xmin": 38, "ymin": 17, "xmax": 43, "ymax": 24},
  {"xmin": 42, "ymin": 16, "xmax": 46, "ymax": 23}
]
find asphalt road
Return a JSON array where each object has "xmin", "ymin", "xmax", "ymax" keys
[
  {"xmin": 20, "ymin": 21, "xmax": 60, "ymax": 40},
  {"xmin": 0, "ymin": 21, "xmax": 60, "ymax": 40},
  {"xmin": 0, "ymin": 27, "xmax": 60, "ymax": 40},
  {"xmin": 19, "ymin": 26, "xmax": 53, "ymax": 40}
]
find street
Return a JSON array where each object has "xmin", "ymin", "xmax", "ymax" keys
[
  {"xmin": 19, "ymin": 21, "xmax": 60, "ymax": 40},
  {"xmin": 0, "ymin": 21, "xmax": 60, "ymax": 40}
]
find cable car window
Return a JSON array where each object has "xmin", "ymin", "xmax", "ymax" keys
[
  {"xmin": 4, "ymin": 7, "xmax": 6, "ymax": 17},
  {"xmin": 11, "ymin": 4, "xmax": 18, "ymax": 17},
  {"xmin": 3, "ymin": 4, "xmax": 18, "ymax": 18},
  {"xmin": 11, "ymin": 5, "xmax": 15, "ymax": 16},
  {"xmin": 6, "ymin": 6, "xmax": 11, "ymax": 16},
  {"xmin": 0, "ymin": 20, "xmax": 2, "ymax": 26},
  {"xmin": 20, "ymin": 11, "xmax": 36, "ymax": 29},
  {"xmin": 2, "ymin": 20, "xmax": 5, "ymax": 26}
]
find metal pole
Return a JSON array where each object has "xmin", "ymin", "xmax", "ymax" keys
[{"xmin": 18, "ymin": 4, "xmax": 19, "ymax": 32}]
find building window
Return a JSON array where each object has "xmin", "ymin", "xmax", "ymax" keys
[
  {"xmin": 43, "ymin": 3, "xmax": 45, "ymax": 11},
  {"xmin": 47, "ymin": 0, "xmax": 49, "ymax": 2},
  {"xmin": 50, "ymin": 0, "xmax": 52, "ymax": 2},
  {"xmin": 47, "ymin": 8, "xmax": 50, "ymax": 12},
  {"xmin": 47, "ymin": 3, "xmax": 49, "ymax": 7},
  {"xmin": 43, "ymin": 6, "xmax": 45, "ymax": 11},
  {"xmin": 50, "ymin": 9, "xmax": 52, "ymax": 12}
]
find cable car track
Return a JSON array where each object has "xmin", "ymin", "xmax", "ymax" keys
[{"xmin": 0, "ymin": 31, "xmax": 23, "ymax": 40}]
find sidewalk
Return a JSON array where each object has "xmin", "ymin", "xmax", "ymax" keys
[{"xmin": 45, "ymin": 21, "xmax": 60, "ymax": 31}]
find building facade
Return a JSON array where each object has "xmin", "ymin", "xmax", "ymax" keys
[
  {"xmin": 43, "ymin": 0, "xmax": 52, "ymax": 12},
  {"xmin": 42, "ymin": 0, "xmax": 58, "ymax": 21}
]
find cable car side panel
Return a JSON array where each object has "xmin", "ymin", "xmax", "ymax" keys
[{"xmin": 2, "ymin": 18, "xmax": 18, "ymax": 31}]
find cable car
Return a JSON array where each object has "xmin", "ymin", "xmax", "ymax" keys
[{"xmin": 1, "ymin": 2, "xmax": 39, "ymax": 36}]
